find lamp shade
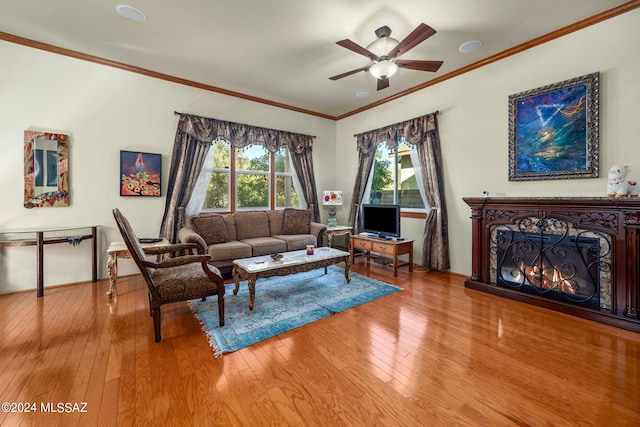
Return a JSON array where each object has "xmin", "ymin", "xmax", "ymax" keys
[
  {"xmin": 323, "ymin": 191, "xmax": 343, "ymax": 206},
  {"xmin": 366, "ymin": 35, "xmax": 399, "ymax": 57},
  {"xmin": 369, "ymin": 60, "xmax": 398, "ymax": 80}
]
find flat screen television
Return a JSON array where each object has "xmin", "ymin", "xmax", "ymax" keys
[{"xmin": 361, "ymin": 204, "xmax": 401, "ymax": 239}]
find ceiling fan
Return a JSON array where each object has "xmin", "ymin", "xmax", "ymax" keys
[{"xmin": 329, "ymin": 23, "xmax": 443, "ymax": 91}]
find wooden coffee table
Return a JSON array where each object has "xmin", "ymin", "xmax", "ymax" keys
[{"xmin": 232, "ymin": 247, "xmax": 351, "ymax": 310}]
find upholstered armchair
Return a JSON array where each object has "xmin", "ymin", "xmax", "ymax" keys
[{"xmin": 112, "ymin": 208, "xmax": 225, "ymax": 342}]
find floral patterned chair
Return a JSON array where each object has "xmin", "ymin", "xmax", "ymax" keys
[{"xmin": 112, "ymin": 208, "xmax": 225, "ymax": 342}]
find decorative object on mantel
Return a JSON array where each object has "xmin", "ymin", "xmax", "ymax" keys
[
  {"xmin": 24, "ymin": 130, "xmax": 69, "ymax": 208},
  {"xmin": 606, "ymin": 164, "xmax": 639, "ymax": 197},
  {"xmin": 120, "ymin": 151, "xmax": 162, "ymax": 196},
  {"xmin": 508, "ymin": 72, "xmax": 599, "ymax": 181},
  {"xmin": 323, "ymin": 190, "xmax": 343, "ymax": 226}
]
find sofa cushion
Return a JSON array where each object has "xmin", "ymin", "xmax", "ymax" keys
[
  {"xmin": 190, "ymin": 214, "xmax": 226, "ymax": 245},
  {"xmin": 272, "ymin": 234, "xmax": 316, "ymax": 251},
  {"xmin": 240, "ymin": 237, "xmax": 287, "ymax": 256},
  {"xmin": 207, "ymin": 241, "xmax": 252, "ymax": 261},
  {"xmin": 282, "ymin": 208, "xmax": 311, "ymax": 234},
  {"xmin": 234, "ymin": 211, "xmax": 270, "ymax": 240},
  {"xmin": 222, "ymin": 214, "xmax": 237, "ymax": 241},
  {"xmin": 267, "ymin": 210, "xmax": 284, "ymax": 236}
]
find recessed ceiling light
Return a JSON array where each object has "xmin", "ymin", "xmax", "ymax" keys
[
  {"xmin": 459, "ymin": 40, "xmax": 482, "ymax": 53},
  {"xmin": 116, "ymin": 4, "xmax": 147, "ymax": 23},
  {"xmin": 356, "ymin": 91, "xmax": 370, "ymax": 99}
]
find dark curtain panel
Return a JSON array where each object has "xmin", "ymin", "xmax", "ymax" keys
[
  {"xmin": 350, "ymin": 112, "xmax": 450, "ymax": 271},
  {"xmin": 160, "ymin": 115, "xmax": 216, "ymax": 243},
  {"xmin": 289, "ymin": 138, "xmax": 321, "ymax": 222},
  {"xmin": 348, "ymin": 133, "xmax": 377, "ymax": 234},
  {"xmin": 414, "ymin": 117, "xmax": 450, "ymax": 271},
  {"xmin": 160, "ymin": 113, "xmax": 319, "ymax": 241}
]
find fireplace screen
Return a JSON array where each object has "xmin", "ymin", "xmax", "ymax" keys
[{"xmin": 494, "ymin": 218, "xmax": 608, "ymax": 308}]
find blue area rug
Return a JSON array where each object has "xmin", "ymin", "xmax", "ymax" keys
[{"xmin": 189, "ymin": 265, "xmax": 402, "ymax": 357}]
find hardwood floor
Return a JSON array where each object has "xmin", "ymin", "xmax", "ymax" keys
[{"xmin": 1, "ymin": 260, "xmax": 639, "ymax": 426}]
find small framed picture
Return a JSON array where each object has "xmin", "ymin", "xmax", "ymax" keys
[
  {"xmin": 120, "ymin": 151, "xmax": 162, "ymax": 196},
  {"xmin": 508, "ymin": 72, "xmax": 599, "ymax": 181}
]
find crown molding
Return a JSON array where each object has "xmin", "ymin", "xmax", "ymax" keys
[{"xmin": 2, "ymin": 0, "xmax": 638, "ymax": 121}]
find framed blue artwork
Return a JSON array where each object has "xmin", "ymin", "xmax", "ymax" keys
[{"xmin": 508, "ymin": 72, "xmax": 599, "ymax": 181}]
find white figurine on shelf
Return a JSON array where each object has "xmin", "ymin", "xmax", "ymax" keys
[
  {"xmin": 607, "ymin": 165, "xmax": 639, "ymax": 197},
  {"xmin": 630, "ymin": 180, "xmax": 640, "ymax": 197}
]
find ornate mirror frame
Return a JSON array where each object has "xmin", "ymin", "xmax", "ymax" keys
[{"xmin": 24, "ymin": 130, "xmax": 69, "ymax": 208}]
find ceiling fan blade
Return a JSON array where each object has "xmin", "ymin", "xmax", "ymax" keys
[
  {"xmin": 377, "ymin": 78, "xmax": 390, "ymax": 91},
  {"xmin": 388, "ymin": 23, "xmax": 436, "ymax": 57},
  {"xmin": 329, "ymin": 66, "xmax": 370, "ymax": 81},
  {"xmin": 336, "ymin": 39, "xmax": 379, "ymax": 60},
  {"xmin": 396, "ymin": 59, "xmax": 443, "ymax": 72}
]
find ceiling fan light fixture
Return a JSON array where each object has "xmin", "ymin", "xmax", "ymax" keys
[
  {"xmin": 330, "ymin": 23, "xmax": 442, "ymax": 87},
  {"xmin": 369, "ymin": 60, "xmax": 398, "ymax": 80},
  {"xmin": 366, "ymin": 36, "xmax": 400, "ymax": 57}
]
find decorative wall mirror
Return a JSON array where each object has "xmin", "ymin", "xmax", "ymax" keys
[{"xmin": 24, "ymin": 130, "xmax": 69, "ymax": 208}]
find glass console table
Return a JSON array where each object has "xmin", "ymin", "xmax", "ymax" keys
[{"xmin": 0, "ymin": 226, "xmax": 98, "ymax": 297}]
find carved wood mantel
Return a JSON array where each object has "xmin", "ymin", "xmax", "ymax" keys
[{"xmin": 463, "ymin": 197, "xmax": 640, "ymax": 332}]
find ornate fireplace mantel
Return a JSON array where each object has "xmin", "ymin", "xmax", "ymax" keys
[{"xmin": 463, "ymin": 197, "xmax": 640, "ymax": 332}]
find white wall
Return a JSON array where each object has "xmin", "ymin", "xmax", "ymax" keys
[
  {"xmin": 2, "ymin": 8, "xmax": 638, "ymax": 293},
  {"xmin": 0, "ymin": 41, "xmax": 336, "ymax": 293},
  {"xmin": 335, "ymin": 9, "xmax": 640, "ymax": 275}
]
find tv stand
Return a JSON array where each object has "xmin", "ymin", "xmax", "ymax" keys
[{"xmin": 350, "ymin": 235, "xmax": 413, "ymax": 277}]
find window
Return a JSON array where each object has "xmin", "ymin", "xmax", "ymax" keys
[
  {"xmin": 369, "ymin": 140, "xmax": 425, "ymax": 210},
  {"xmin": 203, "ymin": 139, "xmax": 301, "ymax": 211},
  {"xmin": 236, "ymin": 144, "xmax": 269, "ymax": 209},
  {"xmin": 205, "ymin": 139, "xmax": 230, "ymax": 210},
  {"xmin": 274, "ymin": 147, "xmax": 300, "ymax": 208}
]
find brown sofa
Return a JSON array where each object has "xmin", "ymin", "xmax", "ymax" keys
[{"xmin": 178, "ymin": 209, "xmax": 326, "ymax": 273}]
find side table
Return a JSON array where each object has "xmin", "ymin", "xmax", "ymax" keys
[
  {"xmin": 0, "ymin": 226, "xmax": 98, "ymax": 297},
  {"xmin": 106, "ymin": 238, "xmax": 170, "ymax": 297},
  {"xmin": 350, "ymin": 234, "xmax": 413, "ymax": 277},
  {"xmin": 324, "ymin": 225, "xmax": 353, "ymax": 249}
]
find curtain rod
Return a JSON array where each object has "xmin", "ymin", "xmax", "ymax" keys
[
  {"xmin": 174, "ymin": 111, "xmax": 316, "ymax": 138},
  {"xmin": 352, "ymin": 110, "xmax": 439, "ymax": 137}
]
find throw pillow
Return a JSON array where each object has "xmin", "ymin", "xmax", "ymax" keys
[
  {"xmin": 282, "ymin": 208, "xmax": 311, "ymax": 235},
  {"xmin": 234, "ymin": 211, "xmax": 270, "ymax": 240},
  {"xmin": 267, "ymin": 210, "xmax": 284, "ymax": 235},
  {"xmin": 191, "ymin": 214, "xmax": 227, "ymax": 245}
]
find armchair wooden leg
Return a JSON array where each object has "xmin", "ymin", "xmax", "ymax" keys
[
  {"xmin": 218, "ymin": 287, "xmax": 225, "ymax": 327},
  {"xmin": 151, "ymin": 307, "xmax": 162, "ymax": 342}
]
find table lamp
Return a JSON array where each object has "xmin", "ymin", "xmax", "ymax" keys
[{"xmin": 322, "ymin": 190, "xmax": 343, "ymax": 227}]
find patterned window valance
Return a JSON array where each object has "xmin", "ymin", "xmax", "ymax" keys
[
  {"xmin": 175, "ymin": 112, "xmax": 314, "ymax": 154},
  {"xmin": 354, "ymin": 112, "xmax": 438, "ymax": 154}
]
